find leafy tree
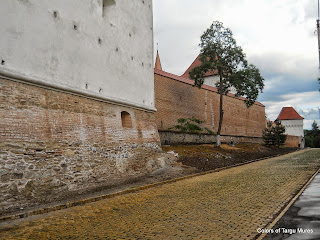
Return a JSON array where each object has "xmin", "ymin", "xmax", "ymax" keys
[
  {"xmin": 189, "ymin": 21, "xmax": 264, "ymax": 146},
  {"xmin": 262, "ymin": 120, "xmax": 287, "ymax": 148},
  {"xmin": 312, "ymin": 121, "xmax": 319, "ymax": 131},
  {"xmin": 169, "ymin": 117, "xmax": 215, "ymax": 135},
  {"xmin": 305, "ymin": 121, "xmax": 320, "ymax": 148}
]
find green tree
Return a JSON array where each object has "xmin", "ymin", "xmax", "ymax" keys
[
  {"xmin": 312, "ymin": 121, "xmax": 319, "ymax": 131},
  {"xmin": 189, "ymin": 21, "xmax": 264, "ymax": 146},
  {"xmin": 305, "ymin": 121, "xmax": 320, "ymax": 148},
  {"xmin": 262, "ymin": 120, "xmax": 287, "ymax": 148},
  {"xmin": 262, "ymin": 122, "xmax": 276, "ymax": 146}
]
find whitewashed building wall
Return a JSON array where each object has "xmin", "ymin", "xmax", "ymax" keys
[{"xmin": 0, "ymin": 0, "xmax": 155, "ymax": 110}]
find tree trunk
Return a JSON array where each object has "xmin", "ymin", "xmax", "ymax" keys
[{"xmin": 216, "ymin": 75, "xmax": 224, "ymax": 147}]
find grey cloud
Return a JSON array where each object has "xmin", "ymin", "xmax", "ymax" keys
[{"xmin": 298, "ymin": 108, "xmax": 320, "ymax": 120}]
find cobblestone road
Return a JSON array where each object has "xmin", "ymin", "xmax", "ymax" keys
[{"xmin": 1, "ymin": 149, "xmax": 320, "ymax": 240}]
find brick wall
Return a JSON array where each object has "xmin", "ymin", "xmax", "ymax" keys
[
  {"xmin": 0, "ymin": 77, "xmax": 174, "ymax": 215},
  {"xmin": 154, "ymin": 71, "xmax": 266, "ymax": 138},
  {"xmin": 284, "ymin": 135, "xmax": 299, "ymax": 148}
]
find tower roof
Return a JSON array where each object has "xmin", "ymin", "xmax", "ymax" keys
[
  {"xmin": 155, "ymin": 50, "xmax": 162, "ymax": 71},
  {"xmin": 277, "ymin": 107, "xmax": 304, "ymax": 120},
  {"xmin": 181, "ymin": 54, "xmax": 218, "ymax": 79}
]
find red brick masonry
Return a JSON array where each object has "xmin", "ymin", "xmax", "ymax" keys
[
  {"xmin": 154, "ymin": 69, "xmax": 266, "ymax": 138},
  {"xmin": 0, "ymin": 77, "xmax": 168, "ymax": 215}
]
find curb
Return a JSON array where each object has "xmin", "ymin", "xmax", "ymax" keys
[
  {"xmin": 255, "ymin": 167, "xmax": 320, "ymax": 240},
  {"xmin": 0, "ymin": 149, "xmax": 303, "ymax": 223}
]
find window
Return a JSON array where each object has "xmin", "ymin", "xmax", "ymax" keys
[
  {"xmin": 103, "ymin": 0, "xmax": 115, "ymax": 17},
  {"xmin": 121, "ymin": 111, "xmax": 133, "ymax": 128}
]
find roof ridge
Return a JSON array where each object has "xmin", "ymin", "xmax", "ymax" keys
[{"xmin": 277, "ymin": 107, "xmax": 304, "ymax": 120}]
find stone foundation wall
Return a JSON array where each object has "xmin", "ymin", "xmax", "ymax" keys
[
  {"xmin": 159, "ymin": 131, "xmax": 263, "ymax": 145},
  {"xmin": 0, "ymin": 77, "xmax": 169, "ymax": 215}
]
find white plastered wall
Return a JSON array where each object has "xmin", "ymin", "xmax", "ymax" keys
[
  {"xmin": 204, "ymin": 75, "xmax": 236, "ymax": 94},
  {"xmin": 0, "ymin": 0, "xmax": 154, "ymax": 110},
  {"xmin": 280, "ymin": 119, "xmax": 304, "ymax": 137}
]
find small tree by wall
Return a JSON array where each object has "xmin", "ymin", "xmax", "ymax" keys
[{"xmin": 263, "ymin": 120, "xmax": 287, "ymax": 147}]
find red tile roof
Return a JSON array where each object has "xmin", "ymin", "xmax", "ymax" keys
[
  {"xmin": 277, "ymin": 107, "xmax": 304, "ymax": 120},
  {"xmin": 154, "ymin": 68, "xmax": 264, "ymax": 107},
  {"xmin": 181, "ymin": 54, "xmax": 219, "ymax": 79}
]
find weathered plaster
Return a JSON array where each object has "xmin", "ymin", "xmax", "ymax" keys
[
  {"xmin": 281, "ymin": 119, "xmax": 304, "ymax": 137},
  {"xmin": 0, "ymin": 0, "xmax": 154, "ymax": 109}
]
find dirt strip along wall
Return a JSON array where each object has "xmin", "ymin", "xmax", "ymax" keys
[
  {"xmin": 0, "ymin": 77, "xmax": 172, "ymax": 215},
  {"xmin": 154, "ymin": 72, "xmax": 266, "ymax": 139}
]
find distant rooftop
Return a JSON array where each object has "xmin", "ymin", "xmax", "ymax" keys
[
  {"xmin": 181, "ymin": 54, "xmax": 218, "ymax": 79},
  {"xmin": 277, "ymin": 107, "xmax": 304, "ymax": 120}
]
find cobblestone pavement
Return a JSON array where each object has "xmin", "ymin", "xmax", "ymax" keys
[{"xmin": 1, "ymin": 149, "xmax": 320, "ymax": 240}]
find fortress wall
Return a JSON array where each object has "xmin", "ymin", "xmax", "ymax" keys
[
  {"xmin": 0, "ymin": 0, "xmax": 168, "ymax": 215},
  {"xmin": 154, "ymin": 72, "xmax": 266, "ymax": 138},
  {"xmin": 0, "ymin": 77, "xmax": 170, "ymax": 215}
]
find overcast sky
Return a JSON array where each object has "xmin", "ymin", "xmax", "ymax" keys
[{"xmin": 153, "ymin": 0, "xmax": 320, "ymax": 129}]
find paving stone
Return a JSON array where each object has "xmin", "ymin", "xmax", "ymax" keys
[{"xmin": 0, "ymin": 150, "xmax": 320, "ymax": 239}]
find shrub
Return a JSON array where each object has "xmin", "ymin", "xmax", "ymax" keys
[{"xmin": 169, "ymin": 117, "xmax": 216, "ymax": 135}]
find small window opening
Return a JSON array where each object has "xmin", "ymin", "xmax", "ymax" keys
[
  {"xmin": 131, "ymin": 56, "xmax": 134, "ymax": 61},
  {"xmin": 1, "ymin": 60, "xmax": 5, "ymax": 65},
  {"xmin": 103, "ymin": 0, "xmax": 116, "ymax": 17},
  {"xmin": 98, "ymin": 38, "xmax": 102, "ymax": 45},
  {"xmin": 85, "ymin": 84, "xmax": 88, "ymax": 89},
  {"xmin": 99, "ymin": 88, "xmax": 102, "ymax": 93},
  {"xmin": 53, "ymin": 11, "xmax": 58, "ymax": 18},
  {"xmin": 121, "ymin": 111, "xmax": 133, "ymax": 128},
  {"xmin": 73, "ymin": 24, "xmax": 78, "ymax": 30}
]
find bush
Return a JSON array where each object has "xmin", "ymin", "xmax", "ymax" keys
[
  {"xmin": 305, "ymin": 121, "xmax": 320, "ymax": 148},
  {"xmin": 314, "ymin": 136, "xmax": 320, "ymax": 148},
  {"xmin": 169, "ymin": 117, "xmax": 216, "ymax": 135}
]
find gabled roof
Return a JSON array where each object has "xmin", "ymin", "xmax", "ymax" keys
[
  {"xmin": 181, "ymin": 54, "xmax": 218, "ymax": 79},
  {"xmin": 277, "ymin": 107, "xmax": 304, "ymax": 120},
  {"xmin": 155, "ymin": 50, "xmax": 162, "ymax": 71},
  {"xmin": 154, "ymin": 68, "xmax": 264, "ymax": 107}
]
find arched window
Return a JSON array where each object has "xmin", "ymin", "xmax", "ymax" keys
[{"xmin": 121, "ymin": 111, "xmax": 132, "ymax": 128}]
